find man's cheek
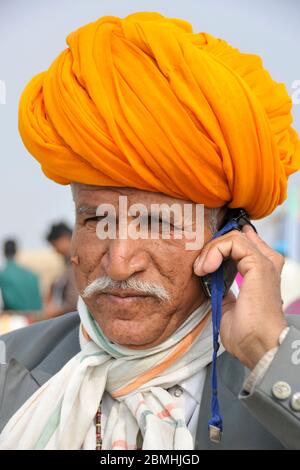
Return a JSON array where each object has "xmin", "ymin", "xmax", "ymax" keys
[
  {"xmin": 75, "ymin": 251, "xmax": 101, "ymax": 277},
  {"xmin": 72, "ymin": 241, "xmax": 105, "ymax": 279},
  {"xmin": 73, "ymin": 266, "xmax": 87, "ymax": 294}
]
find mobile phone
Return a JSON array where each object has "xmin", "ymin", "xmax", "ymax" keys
[{"xmin": 200, "ymin": 208, "xmax": 257, "ymax": 298}]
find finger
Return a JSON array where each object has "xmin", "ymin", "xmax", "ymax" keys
[
  {"xmin": 193, "ymin": 229, "xmax": 244, "ymax": 271},
  {"xmin": 193, "ymin": 231, "xmax": 261, "ymax": 276},
  {"xmin": 242, "ymin": 224, "xmax": 285, "ymax": 273}
]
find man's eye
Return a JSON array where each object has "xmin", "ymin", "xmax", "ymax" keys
[
  {"xmin": 85, "ymin": 216, "xmax": 105, "ymax": 223},
  {"xmin": 145, "ymin": 215, "xmax": 174, "ymax": 229}
]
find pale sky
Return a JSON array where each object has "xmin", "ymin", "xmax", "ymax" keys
[{"xmin": 0, "ymin": 0, "xmax": 299, "ymax": 257}]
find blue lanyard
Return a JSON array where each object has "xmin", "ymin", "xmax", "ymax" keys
[{"xmin": 208, "ymin": 219, "xmax": 239, "ymax": 443}]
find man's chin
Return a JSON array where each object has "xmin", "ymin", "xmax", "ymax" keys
[
  {"xmin": 87, "ymin": 296, "xmax": 171, "ymax": 348},
  {"xmin": 94, "ymin": 317, "xmax": 165, "ymax": 349},
  {"xmin": 103, "ymin": 334, "xmax": 161, "ymax": 349},
  {"xmin": 107, "ymin": 336, "xmax": 163, "ymax": 350}
]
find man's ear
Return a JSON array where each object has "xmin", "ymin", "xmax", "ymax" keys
[
  {"xmin": 70, "ymin": 232, "xmax": 79, "ymax": 266},
  {"xmin": 217, "ymin": 205, "xmax": 230, "ymax": 231},
  {"xmin": 207, "ymin": 205, "xmax": 228, "ymax": 236}
]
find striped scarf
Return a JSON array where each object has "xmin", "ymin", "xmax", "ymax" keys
[{"xmin": 0, "ymin": 296, "xmax": 220, "ymax": 450}]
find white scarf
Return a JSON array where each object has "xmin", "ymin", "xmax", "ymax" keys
[{"xmin": 0, "ymin": 296, "xmax": 221, "ymax": 450}]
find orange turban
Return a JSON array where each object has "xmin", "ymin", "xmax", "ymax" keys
[{"xmin": 19, "ymin": 12, "xmax": 300, "ymax": 219}]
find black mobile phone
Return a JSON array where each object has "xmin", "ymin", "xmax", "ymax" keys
[{"xmin": 200, "ymin": 208, "xmax": 257, "ymax": 299}]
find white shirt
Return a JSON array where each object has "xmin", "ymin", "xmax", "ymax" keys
[{"xmin": 83, "ymin": 368, "xmax": 207, "ymax": 449}]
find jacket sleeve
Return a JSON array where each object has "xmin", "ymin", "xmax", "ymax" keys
[
  {"xmin": 239, "ymin": 319, "xmax": 300, "ymax": 450},
  {"xmin": 0, "ymin": 312, "xmax": 80, "ymax": 432}
]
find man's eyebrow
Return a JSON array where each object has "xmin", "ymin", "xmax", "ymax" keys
[{"xmin": 76, "ymin": 205, "xmax": 98, "ymax": 215}]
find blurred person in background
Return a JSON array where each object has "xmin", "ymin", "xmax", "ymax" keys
[
  {"xmin": 42, "ymin": 222, "xmax": 77, "ymax": 319},
  {"xmin": 0, "ymin": 239, "xmax": 42, "ymax": 313}
]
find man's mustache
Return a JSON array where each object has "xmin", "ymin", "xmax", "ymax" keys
[{"xmin": 81, "ymin": 276, "xmax": 171, "ymax": 302}]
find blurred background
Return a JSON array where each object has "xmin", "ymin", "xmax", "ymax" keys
[{"xmin": 0, "ymin": 0, "xmax": 300, "ymax": 332}]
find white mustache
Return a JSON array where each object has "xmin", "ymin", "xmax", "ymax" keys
[{"xmin": 81, "ymin": 276, "xmax": 171, "ymax": 302}]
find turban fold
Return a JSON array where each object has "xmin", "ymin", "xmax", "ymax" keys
[{"xmin": 19, "ymin": 12, "xmax": 300, "ymax": 219}]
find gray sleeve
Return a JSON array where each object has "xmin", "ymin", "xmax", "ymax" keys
[
  {"xmin": 239, "ymin": 325, "xmax": 300, "ymax": 450},
  {"xmin": 0, "ymin": 312, "xmax": 80, "ymax": 432}
]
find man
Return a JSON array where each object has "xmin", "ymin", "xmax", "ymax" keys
[
  {"xmin": 1, "ymin": 12, "xmax": 300, "ymax": 450},
  {"xmin": 0, "ymin": 239, "xmax": 42, "ymax": 313},
  {"xmin": 42, "ymin": 222, "xmax": 78, "ymax": 319}
]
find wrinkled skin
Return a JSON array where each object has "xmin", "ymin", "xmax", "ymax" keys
[{"xmin": 71, "ymin": 184, "xmax": 224, "ymax": 349}]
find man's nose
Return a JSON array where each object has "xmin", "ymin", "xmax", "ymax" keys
[{"xmin": 101, "ymin": 239, "xmax": 149, "ymax": 281}]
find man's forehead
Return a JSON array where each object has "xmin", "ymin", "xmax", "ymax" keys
[
  {"xmin": 74, "ymin": 183, "xmax": 168, "ymax": 198},
  {"xmin": 73, "ymin": 183, "xmax": 204, "ymax": 208}
]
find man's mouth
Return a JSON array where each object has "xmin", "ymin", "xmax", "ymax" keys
[{"xmin": 101, "ymin": 290, "xmax": 151, "ymax": 303}]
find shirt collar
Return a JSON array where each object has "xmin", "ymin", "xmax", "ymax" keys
[{"xmin": 179, "ymin": 368, "xmax": 207, "ymax": 404}]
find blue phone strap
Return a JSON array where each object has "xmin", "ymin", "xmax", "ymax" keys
[{"xmin": 208, "ymin": 219, "xmax": 239, "ymax": 443}]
